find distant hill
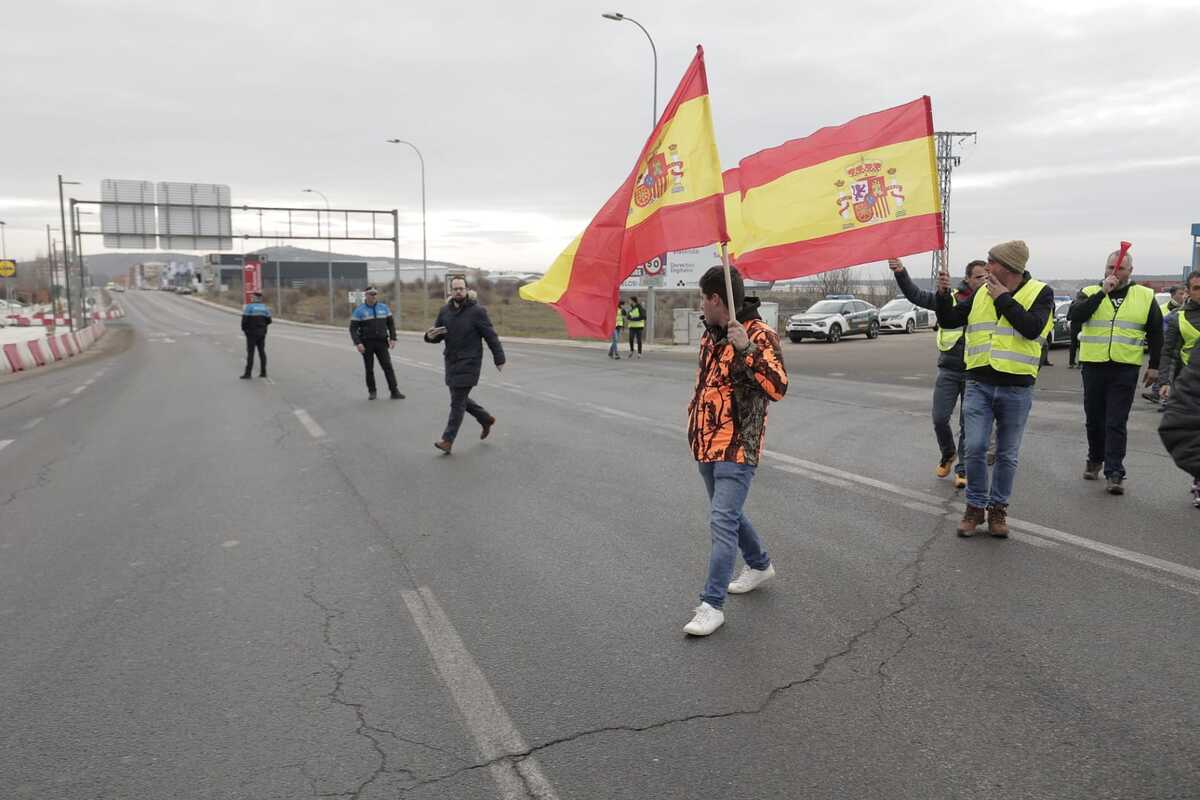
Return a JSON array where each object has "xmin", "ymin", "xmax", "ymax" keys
[{"xmin": 82, "ymin": 245, "xmax": 473, "ymax": 280}]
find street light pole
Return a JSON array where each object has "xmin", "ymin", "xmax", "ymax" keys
[
  {"xmin": 58, "ymin": 175, "xmax": 80, "ymax": 332},
  {"xmin": 46, "ymin": 224, "xmax": 59, "ymax": 314},
  {"xmin": 302, "ymin": 188, "xmax": 333, "ymax": 322},
  {"xmin": 385, "ymin": 138, "xmax": 428, "ymax": 324},
  {"xmin": 0, "ymin": 220, "xmax": 8, "ymax": 305},
  {"xmin": 602, "ymin": 12, "xmax": 658, "ymax": 129}
]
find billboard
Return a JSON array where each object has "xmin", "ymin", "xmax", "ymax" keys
[
  {"xmin": 101, "ymin": 179, "xmax": 157, "ymax": 248},
  {"xmin": 243, "ymin": 255, "xmax": 263, "ymax": 304},
  {"xmin": 158, "ymin": 182, "xmax": 233, "ymax": 250},
  {"xmin": 621, "ymin": 245, "xmax": 723, "ymax": 290}
]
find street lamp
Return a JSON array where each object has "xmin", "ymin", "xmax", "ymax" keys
[
  {"xmin": 58, "ymin": 175, "xmax": 81, "ymax": 331},
  {"xmin": 0, "ymin": 220, "xmax": 9, "ymax": 305},
  {"xmin": 302, "ymin": 188, "xmax": 334, "ymax": 322},
  {"xmin": 384, "ymin": 138, "xmax": 428, "ymax": 324},
  {"xmin": 601, "ymin": 12, "xmax": 658, "ymax": 129}
]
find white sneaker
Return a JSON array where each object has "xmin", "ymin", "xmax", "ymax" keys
[
  {"xmin": 727, "ymin": 563, "xmax": 776, "ymax": 594},
  {"xmin": 683, "ymin": 602, "xmax": 724, "ymax": 636}
]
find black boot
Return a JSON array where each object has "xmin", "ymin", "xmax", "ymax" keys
[{"xmin": 239, "ymin": 371, "xmax": 251, "ymax": 380}]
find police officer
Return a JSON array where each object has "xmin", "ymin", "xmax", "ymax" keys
[
  {"xmin": 1067, "ymin": 246, "xmax": 1162, "ymax": 494},
  {"xmin": 349, "ymin": 286, "xmax": 404, "ymax": 400},
  {"xmin": 240, "ymin": 291, "xmax": 271, "ymax": 379}
]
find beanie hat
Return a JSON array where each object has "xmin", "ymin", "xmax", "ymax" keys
[{"xmin": 988, "ymin": 240, "xmax": 1029, "ymax": 274}]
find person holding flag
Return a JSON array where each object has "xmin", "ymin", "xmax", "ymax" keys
[{"xmin": 683, "ymin": 263, "xmax": 788, "ymax": 636}]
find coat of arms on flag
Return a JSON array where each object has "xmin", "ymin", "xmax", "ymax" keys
[{"xmin": 835, "ymin": 159, "xmax": 907, "ymax": 228}]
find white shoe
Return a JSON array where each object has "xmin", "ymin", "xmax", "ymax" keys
[
  {"xmin": 683, "ymin": 602, "xmax": 724, "ymax": 636},
  {"xmin": 727, "ymin": 563, "xmax": 776, "ymax": 594}
]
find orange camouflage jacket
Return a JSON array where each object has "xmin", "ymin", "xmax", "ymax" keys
[{"xmin": 687, "ymin": 310, "xmax": 788, "ymax": 465}]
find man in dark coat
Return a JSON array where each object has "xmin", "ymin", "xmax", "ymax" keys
[
  {"xmin": 1159, "ymin": 357, "xmax": 1200, "ymax": 509},
  {"xmin": 423, "ymin": 276, "xmax": 506, "ymax": 454}
]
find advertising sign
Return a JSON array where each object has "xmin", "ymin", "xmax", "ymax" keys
[
  {"xmin": 243, "ymin": 255, "xmax": 263, "ymax": 304},
  {"xmin": 0, "ymin": 259, "xmax": 16, "ymax": 278}
]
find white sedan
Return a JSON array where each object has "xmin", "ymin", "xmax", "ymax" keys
[{"xmin": 877, "ymin": 298, "xmax": 932, "ymax": 333}]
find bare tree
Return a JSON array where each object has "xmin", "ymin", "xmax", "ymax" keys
[{"xmin": 816, "ymin": 267, "xmax": 854, "ymax": 297}]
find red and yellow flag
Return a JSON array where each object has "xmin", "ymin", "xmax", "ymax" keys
[
  {"xmin": 733, "ymin": 97, "xmax": 942, "ymax": 281},
  {"xmin": 722, "ymin": 168, "xmax": 744, "ymax": 261},
  {"xmin": 520, "ymin": 46, "xmax": 726, "ymax": 338}
]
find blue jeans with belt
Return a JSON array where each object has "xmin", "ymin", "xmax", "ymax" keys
[
  {"xmin": 962, "ymin": 381, "xmax": 1034, "ymax": 508},
  {"xmin": 609, "ymin": 327, "xmax": 621, "ymax": 357},
  {"xmin": 698, "ymin": 461, "xmax": 770, "ymax": 609}
]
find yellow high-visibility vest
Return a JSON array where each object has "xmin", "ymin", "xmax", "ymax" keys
[
  {"xmin": 964, "ymin": 279, "xmax": 1052, "ymax": 377},
  {"xmin": 1078, "ymin": 284, "xmax": 1153, "ymax": 366},
  {"xmin": 936, "ymin": 325, "xmax": 964, "ymax": 352},
  {"xmin": 616, "ymin": 308, "xmax": 625, "ymax": 328},
  {"xmin": 1180, "ymin": 311, "xmax": 1198, "ymax": 367},
  {"xmin": 627, "ymin": 305, "xmax": 646, "ymax": 329}
]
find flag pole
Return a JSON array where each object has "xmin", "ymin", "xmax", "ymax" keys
[{"xmin": 720, "ymin": 242, "xmax": 736, "ymax": 315}]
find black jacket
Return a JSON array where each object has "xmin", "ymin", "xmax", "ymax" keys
[
  {"xmin": 1160, "ymin": 299, "xmax": 1199, "ymax": 386},
  {"xmin": 894, "ymin": 268, "xmax": 972, "ymax": 372},
  {"xmin": 1067, "ymin": 281, "xmax": 1162, "ymax": 370},
  {"xmin": 1159, "ymin": 358, "xmax": 1200, "ymax": 480},
  {"xmin": 349, "ymin": 302, "xmax": 397, "ymax": 345},
  {"xmin": 934, "ymin": 272, "xmax": 1055, "ymax": 387},
  {"xmin": 424, "ymin": 296, "xmax": 505, "ymax": 388},
  {"xmin": 241, "ymin": 302, "xmax": 272, "ymax": 337}
]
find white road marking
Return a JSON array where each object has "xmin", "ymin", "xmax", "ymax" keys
[
  {"xmin": 1006, "ymin": 514, "xmax": 1200, "ymax": 584},
  {"xmin": 71, "ymin": 385, "xmax": 88, "ymax": 395},
  {"xmin": 221, "ymin": 540, "xmax": 240, "ymax": 548},
  {"xmin": 401, "ymin": 587, "xmax": 561, "ymax": 800},
  {"xmin": 541, "ymin": 392, "xmax": 569, "ymax": 402},
  {"xmin": 293, "ymin": 409, "xmax": 326, "ymax": 439},
  {"xmin": 20, "ymin": 417, "xmax": 44, "ymax": 431},
  {"xmin": 828, "ymin": 372, "xmax": 846, "ymax": 377},
  {"xmin": 764, "ymin": 449, "xmax": 948, "ymax": 507},
  {"xmin": 53, "ymin": 398, "xmax": 71, "ymax": 409},
  {"xmin": 902, "ymin": 375, "xmax": 921, "ymax": 381},
  {"xmin": 0, "ymin": 440, "xmax": 12, "ymax": 453}
]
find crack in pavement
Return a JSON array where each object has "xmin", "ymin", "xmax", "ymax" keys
[
  {"xmin": 0, "ymin": 449, "xmax": 71, "ymax": 508},
  {"xmin": 394, "ymin": 528, "xmax": 955, "ymax": 797}
]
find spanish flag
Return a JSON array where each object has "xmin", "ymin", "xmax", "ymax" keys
[
  {"xmin": 520, "ymin": 46, "xmax": 726, "ymax": 338},
  {"xmin": 734, "ymin": 97, "xmax": 942, "ymax": 281},
  {"xmin": 722, "ymin": 168, "xmax": 744, "ymax": 261}
]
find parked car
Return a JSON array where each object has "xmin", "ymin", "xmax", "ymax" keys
[
  {"xmin": 1048, "ymin": 300, "xmax": 1072, "ymax": 347},
  {"xmin": 877, "ymin": 298, "xmax": 932, "ymax": 334},
  {"xmin": 786, "ymin": 298, "xmax": 879, "ymax": 343}
]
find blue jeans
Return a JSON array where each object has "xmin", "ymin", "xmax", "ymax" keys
[
  {"xmin": 609, "ymin": 328, "xmax": 621, "ymax": 357},
  {"xmin": 698, "ymin": 461, "xmax": 770, "ymax": 609},
  {"xmin": 962, "ymin": 381, "xmax": 1034, "ymax": 508},
  {"xmin": 932, "ymin": 369, "xmax": 967, "ymax": 476}
]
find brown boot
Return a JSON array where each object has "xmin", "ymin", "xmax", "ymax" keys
[
  {"xmin": 434, "ymin": 439, "xmax": 453, "ymax": 454},
  {"xmin": 957, "ymin": 505, "xmax": 985, "ymax": 537},
  {"xmin": 480, "ymin": 416, "xmax": 496, "ymax": 440},
  {"xmin": 987, "ymin": 504, "xmax": 1009, "ymax": 538}
]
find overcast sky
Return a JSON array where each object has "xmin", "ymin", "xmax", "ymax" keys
[{"xmin": 3, "ymin": 0, "xmax": 1198, "ymax": 279}]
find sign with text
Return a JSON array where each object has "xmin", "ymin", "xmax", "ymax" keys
[{"xmin": 0, "ymin": 259, "xmax": 16, "ymax": 278}]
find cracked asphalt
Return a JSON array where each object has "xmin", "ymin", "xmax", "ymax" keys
[{"xmin": 0, "ymin": 290, "xmax": 1196, "ymax": 799}]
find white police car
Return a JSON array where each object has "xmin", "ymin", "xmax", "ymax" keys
[
  {"xmin": 786, "ymin": 296, "xmax": 879, "ymax": 343},
  {"xmin": 878, "ymin": 298, "xmax": 932, "ymax": 333}
]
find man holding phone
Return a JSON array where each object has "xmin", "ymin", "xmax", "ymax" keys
[{"xmin": 424, "ymin": 276, "xmax": 505, "ymax": 454}]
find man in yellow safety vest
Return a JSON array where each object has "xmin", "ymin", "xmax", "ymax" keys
[
  {"xmin": 1158, "ymin": 270, "xmax": 1200, "ymax": 508},
  {"xmin": 1067, "ymin": 247, "xmax": 1162, "ymax": 495},
  {"xmin": 934, "ymin": 240, "xmax": 1055, "ymax": 537}
]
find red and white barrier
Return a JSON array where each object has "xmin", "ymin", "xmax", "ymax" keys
[{"xmin": 0, "ymin": 322, "xmax": 107, "ymax": 376}]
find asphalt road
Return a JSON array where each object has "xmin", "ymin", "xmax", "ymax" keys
[{"xmin": 0, "ymin": 290, "xmax": 1196, "ymax": 800}]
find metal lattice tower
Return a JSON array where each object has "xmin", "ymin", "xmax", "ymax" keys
[{"xmin": 931, "ymin": 131, "xmax": 977, "ymax": 280}]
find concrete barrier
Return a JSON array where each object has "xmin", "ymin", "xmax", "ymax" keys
[{"xmin": 0, "ymin": 321, "xmax": 107, "ymax": 379}]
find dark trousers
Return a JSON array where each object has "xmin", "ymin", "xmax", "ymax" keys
[
  {"xmin": 244, "ymin": 334, "xmax": 266, "ymax": 375},
  {"xmin": 360, "ymin": 339, "xmax": 398, "ymax": 393},
  {"xmin": 629, "ymin": 327, "xmax": 643, "ymax": 354},
  {"xmin": 1068, "ymin": 326, "xmax": 1080, "ymax": 366},
  {"xmin": 1081, "ymin": 363, "xmax": 1139, "ymax": 478},
  {"xmin": 932, "ymin": 368, "xmax": 967, "ymax": 476},
  {"xmin": 443, "ymin": 386, "xmax": 490, "ymax": 442}
]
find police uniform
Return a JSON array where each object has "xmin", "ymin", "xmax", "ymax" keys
[
  {"xmin": 349, "ymin": 297, "xmax": 402, "ymax": 398},
  {"xmin": 240, "ymin": 298, "xmax": 271, "ymax": 378}
]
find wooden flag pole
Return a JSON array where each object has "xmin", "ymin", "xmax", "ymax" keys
[{"xmin": 720, "ymin": 242, "xmax": 736, "ymax": 316}]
